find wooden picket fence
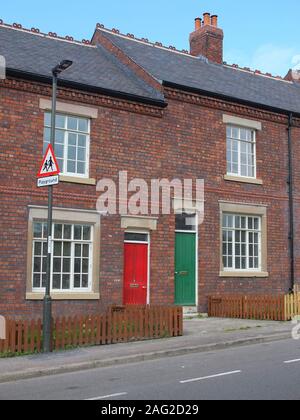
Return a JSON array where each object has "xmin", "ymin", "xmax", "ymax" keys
[
  {"xmin": 0, "ymin": 306, "xmax": 183, "ymax": 355},
  {"xmin": 293, "ymin": 285, "xmax": 300, "ymax": 294},
  {"xmin": 208, "ymin": 294, "xmax": 300, "ymax": 321},
  {"xmin": 285, "ymin": 293, "xmax": 300, "ymax": 321}
]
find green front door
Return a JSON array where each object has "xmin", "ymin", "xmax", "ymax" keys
[{"xmin": 175, "ymin": 232, "xmax": 196, "ymax": 306}]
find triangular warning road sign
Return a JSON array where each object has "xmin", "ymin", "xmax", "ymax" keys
[{"xmin": 37, "ymin": 144, "xmax": 60, "ymax": 178}]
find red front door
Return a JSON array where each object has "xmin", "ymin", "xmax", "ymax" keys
[{"xmin": 123, "ymin": 243, "xmax": 148, "ymax": 305}]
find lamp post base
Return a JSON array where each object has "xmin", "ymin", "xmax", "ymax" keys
[{"xmin": 43, "ymin": 295, "xmax": 52, "ymax": 353}]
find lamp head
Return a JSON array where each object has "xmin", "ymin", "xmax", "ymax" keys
[{"xmin": 52, "ymin": 60, "xmax": 73, "ymax": 76}]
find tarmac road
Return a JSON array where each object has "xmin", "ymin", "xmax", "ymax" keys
[{"xmin": 0, "ymin": 338, "xmax": 300, "ymax": 400}]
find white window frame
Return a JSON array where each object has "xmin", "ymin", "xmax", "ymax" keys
[
  {"xmin": 226, "ymin": 125, "xmax": 257, "ymax": 179},
  {"xmin": 32, "ymin": 222, "xmax": 94, "ymax": 293},
  {"xmin": 222, "ymin": 214, "xmax": 262, "ymax": 272},
  {"xmin": 44, "ymin": 113, "xmax": 91, "ymax": 179}
]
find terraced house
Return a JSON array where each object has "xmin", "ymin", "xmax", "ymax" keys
[{"xmin": 1, "ymin": 13, "xmax": 300, "ymax": 318}]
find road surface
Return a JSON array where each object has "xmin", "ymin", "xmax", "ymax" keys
[{"xmin": 0, "ymin": 338, "xmax": 300, "ymax": 400}]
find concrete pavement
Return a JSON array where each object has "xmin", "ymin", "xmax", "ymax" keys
[{"xmin": 0, "ymin": 317, "xmax": 293, "ymax": 384}]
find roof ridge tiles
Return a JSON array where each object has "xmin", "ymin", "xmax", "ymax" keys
[
  {"xmin": 0, "ymin": 18, "xmax": 95, "ymax": 47},
  {"xmin": 96, "ymin": 23, "xmax": 192, "ymax": 57},
  {"xmin": 223, "ymin": 61, "xmax": 288, "ymax": 83}
]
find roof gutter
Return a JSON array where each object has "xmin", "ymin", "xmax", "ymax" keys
[
  {"xmin": 5, "ymin": 68, "xmax": 168, "ymax": 109},
  {"xmin": 163, "ymin": 80, "xmax": 300, "ymax": 119}
]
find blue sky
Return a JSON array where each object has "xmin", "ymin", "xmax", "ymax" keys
[{"xmin": 2, "ymin": 1, "xmax": 300, "ymax": 76}]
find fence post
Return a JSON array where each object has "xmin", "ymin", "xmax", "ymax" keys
[
  {"xmin": 0, "ymin": 317, "xmax": 7, "ymax": 354},
  {"xmin": 0, "ymin": 316, "xmax": 6, "ymax": 341},
  {"xmin": 179, "ymin": 307, "xmax": 183, "ymax": 336},
  {"xmin": 281, "ymin": 295, "xmax": 286, "ymax": 321}
]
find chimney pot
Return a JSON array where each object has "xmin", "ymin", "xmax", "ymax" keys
[
  {"xmin": 195, "ymin": 17, "xmax": 202, "ymax": 31},
  {"xmin": 211, "ymin": 15, "xmax": 218, "ymax": 27},
  {"xmin": 203, "ymin": 13, "xmax": 211, "ymax": 26}
]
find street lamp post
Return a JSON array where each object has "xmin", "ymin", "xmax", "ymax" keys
[{"xmin": 43, "ymin": 60, "xmax": 73, "ymax": 353}]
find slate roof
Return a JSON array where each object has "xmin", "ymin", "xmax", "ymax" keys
[
  {"xmin": 100, "ymin": 29, "xmax": 300, "ymax": 115},
  {"xmin": 1, "ymin": 23, "xmax": 300, "ymax": 115},
  {"xmin": 0, "ymin": 25, "xmax": 164, "ymax": 103}
]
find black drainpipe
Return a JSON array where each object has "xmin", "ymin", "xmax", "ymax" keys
[{"xmin": 287, "ymin": 113, "xmax": 295, "ymax": 293}]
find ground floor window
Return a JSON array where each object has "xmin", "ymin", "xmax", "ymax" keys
[
  {"xmin": 32, "ymin": 222, "xmax": 93, "ymax": 292},
  {"xmin": 27, "ymin": 206, "xmax": 100, "ymax": 300},
  {"xmin": 222, "ymin": 213, "xmax": 261, "ymax": 271}
]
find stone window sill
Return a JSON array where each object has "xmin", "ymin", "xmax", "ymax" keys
[
  {"xmin": 219, "ymin": 271, "xmax": 269, "ymax": 278},
  {"xmin": 224, "ymin": 175, "xmax": 263, "ymax": 185},
  {"xmin": 60, "ymin": 175, "xmax": 96, "ymax": 186},
  {"xmin": 26, "ymin": 292, "xmax": 100, "ymax": 301}
]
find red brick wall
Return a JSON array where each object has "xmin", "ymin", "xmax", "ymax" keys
[
  {"xmin": 162, "ymin": 92, "xmax": 293, "ymax": 309},
  {"xmin": 0, "ymin": 77, "xmax": 298, "ymax": 318}
]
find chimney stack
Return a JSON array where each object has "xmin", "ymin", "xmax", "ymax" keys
[
  {"xmin": 285, "ymin": 69, "xmax": 300, "ymax": 83},
  {"xmin": 189, "ymin": 12, "xmax": 224, "ymax": 64}
]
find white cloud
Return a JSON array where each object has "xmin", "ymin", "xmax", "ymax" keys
[
  {"xmin": 226, "ymin": 44, "xmax": 300, "ymax": 76},
  {"xmin": 292, "ymin": 54, "xmax": 300, "ymax": 70},
  {"xmin": 249, "ymin": 44, "xmax": 295, "ymax": 75}
]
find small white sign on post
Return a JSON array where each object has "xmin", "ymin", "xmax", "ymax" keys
[
  {"xmin": 0, "ymin": 316, "xmax": 6, "ymax": 340},
  {"xmin": 37, "ymin": 175, "xmax": 59, "ymax": 188}
]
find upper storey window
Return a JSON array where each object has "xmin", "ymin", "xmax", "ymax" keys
[
  {"xmin": 44, "ymin": 113, "xmax": 90, "ymax": 178},
  {"xmin": 226, "ymin": 125, "xmax": 256, "ymax": 179}
]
